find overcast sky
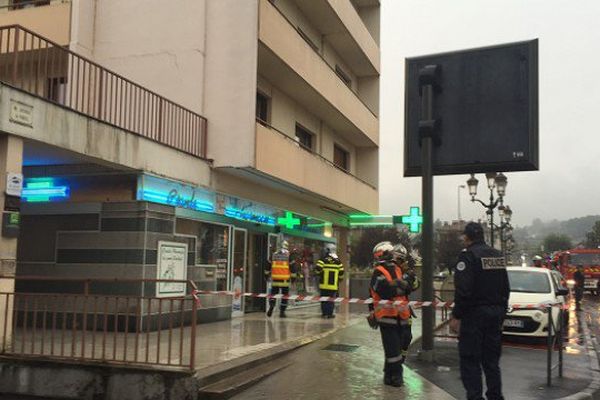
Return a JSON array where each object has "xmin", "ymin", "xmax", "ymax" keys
[{"xmin": 379, "ymin": 0, "xmax": 600, "ymax": 227}]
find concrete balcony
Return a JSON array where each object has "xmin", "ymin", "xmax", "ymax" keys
[
  {"xmin": 293, "ymin": 0, "xmax": 380, "ymax": 76},
  {"xmin": 258, "ymin": 0, "xmax": 378, "ymax": 147},
  {"xmin": 0, "ymin": 1, "xmax": 71, "ymax": 45},
  {"xmin": 254, "ymin": 122, "xmax": 378, "ymax": 214}
]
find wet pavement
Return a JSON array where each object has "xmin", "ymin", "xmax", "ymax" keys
[
  {"xmin": 194, "ymin": 305, "xmax": 362, "ymax": 369},
  {"xmin": 406, "ymin": 301, "xmax": 595, "ymax": 400},
  {"xmin": 233, "ymin": 300, "xmax": 597, "ymax": 400},
  {"xmin": 232, "ymin": 309, "xmax": 454, "ymax": 400}
]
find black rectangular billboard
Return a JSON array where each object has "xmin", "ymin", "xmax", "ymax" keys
[{"xmin": 404, "ymin": 40, "xmax": 538, "ymax": 177}]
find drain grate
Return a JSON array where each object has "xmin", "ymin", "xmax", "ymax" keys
[{"xmin": 322, "ymin": 344, "xmax": 360, "ymax": 353}]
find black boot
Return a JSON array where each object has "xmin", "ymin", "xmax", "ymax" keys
[
  {"xmin": 383, "ymin": 371, "xmax": 392, "ymax": 386},
  {"xmin": 279, "ymin": 310, "xmax": 287, "ymax": 318},
  {"xmin": 267, "ymin": 305, "xmax": 274, "ymax": 317},
  {"xmin": 389, "ymin": 375, "xmax": 403, "ymax": 387}
]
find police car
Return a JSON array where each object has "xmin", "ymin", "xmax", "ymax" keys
[{"xmin": 503, "ymin": 267, "xmax": 569, "ymax": 338}]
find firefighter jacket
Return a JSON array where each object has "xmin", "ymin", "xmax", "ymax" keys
[
  {"xmin": 315, "ymin": 255, "xmax": 344, "ymax": 291},
  {"xmin": 452, "ymin": 241, "xmax": 510, "ymax": 320},
  {"xmin": 266, "ymin": 250, "xmax": 291, "ymax": 288},
  {"xmin": 369, "ymin": 261, "xmax": 411, "ymax": 324}
]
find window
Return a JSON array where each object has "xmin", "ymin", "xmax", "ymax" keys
[
  {"xmin": 333, "ymin": 144, "xmax": 349, "ymax": 171},
  {"xmin": 335, "ymin": 65, "xmax": 352, "ymax": 88},
  {"xmin": 10, "ymin": 0, "xmax": 50, "ymax": 10},
  {"xmin": 507, "ymin": 271, "xmax": 551, "ymax": 294},
  {"xmin": 256, "ymin": 92, "xmax": 269, "ymax": 124},
  {"xmin": 297, "ymin": 27, "xmax": 319, "ymax": 52},
  {"xmin": 295, "ymin": 124, "xmax": 314, "ymax": 150}
]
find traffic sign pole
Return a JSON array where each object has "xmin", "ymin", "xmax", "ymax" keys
[{"xmin": 417, "ymin": 65, "xmax": 441, "ymax": 360}]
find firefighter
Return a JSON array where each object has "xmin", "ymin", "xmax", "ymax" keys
[
  {"xmin": 265, "ymin": 240, "xmax": 291, "ymax": 318},
  {"xmin": 450, "ymin": 222, "xmax": 510, "ymax": 400},
  {"xmin": 368, "ymin": 241, "xmax": 412, "ymax": 387},
  {"xmin": 315, "ymin": 243, "xmax": 344, "ymax": 318},
  {"xmin": 392, "ymin": 243, "xmax": 420, "ymax": 363},
  {"xmin": 532, "ymin": 255, "xmax": 543, "ymax": 268},
  {"xmin": 574, "ymin": 264, "xmax": 585, "ymax": 311}
]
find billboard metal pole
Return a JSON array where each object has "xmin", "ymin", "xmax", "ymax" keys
[{"xmin": 418, "ymin": 65, "xmax": 441, "ymax": 359}]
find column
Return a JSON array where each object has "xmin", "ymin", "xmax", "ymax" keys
[
  {"xmin": 335, "ymin": 227, "xmax": 350, "ymax": 300},
  {"xmin": 0, "ymin": 134, "xmax": 23, "ymax": 351}
]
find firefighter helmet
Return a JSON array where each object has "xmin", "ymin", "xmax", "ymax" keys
[
  {"xmin": 392, "ymin": 243, "xmax": 408, "ymax": 263},
  {"xmin": 373, "ymin": 241, "xmax": 394, "ymax": 262}
]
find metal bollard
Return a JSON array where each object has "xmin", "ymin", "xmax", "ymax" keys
[{"xmin": 547, "ymin": 305, "xmax": 553, "ymax": 386}]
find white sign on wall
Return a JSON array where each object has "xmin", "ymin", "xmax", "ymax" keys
[
  {"xmin": 9, "ymin": 100, "xmax": 33, "ymax": 128},
  {"xmin": 156, "ymin": 241, "xmax": 188, "ymax": 298},
  {"xmin": 5, "ymin": 173, "xmax": 23, "ymax": 197}
]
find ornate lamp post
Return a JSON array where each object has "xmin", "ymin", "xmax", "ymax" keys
[{"xmin": 466, "ymin": 172, "xmax": 508, "ymax": 247}]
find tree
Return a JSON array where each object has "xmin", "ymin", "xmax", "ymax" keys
[
  {"xmin": 436, "ymin": 230, "xmax": 463, "ymax": 273},
  {"xmin": 350, "ymin": 228, "xmax": 411, "ymax": 269},
  {"xmin": 585, "ymin": 221, "xmax": 600, "ymax": 248},
  {"xmin": 542, "ymin": 233, "xmax": 572, "ymax": 252}
]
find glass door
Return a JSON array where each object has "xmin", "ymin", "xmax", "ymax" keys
[{"xmin": 231, "ymin": 228, "xmax": 248, "ymax": 317}]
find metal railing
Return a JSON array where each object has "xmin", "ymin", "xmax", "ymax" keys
[
  {"xmin": 257, "ymin": 118, "xmax": 377, "ymax": 190},
  {"xmin": 0, "ymin": 276, "xmax": 199, "ymax": 371},
  {"xmin": 0, "ymin": 25, "xmax": 208, "ymax": 159}
]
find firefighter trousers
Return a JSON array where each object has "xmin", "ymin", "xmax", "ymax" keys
[
  {"xmin": 268, "ymin": 286, "xmax": 289, "ymax": 311},
  {"xmin": 319, "ymin": 289, "xmax": 337, "ymax": 316},
  {"xmin": 379, "ymin": 321, "xmax": 411, "ymax": 378}
]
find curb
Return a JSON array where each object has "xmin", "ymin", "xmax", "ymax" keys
[{"xmin": 556, "ymin": 313, "xmax": 600, "ymax": 400}]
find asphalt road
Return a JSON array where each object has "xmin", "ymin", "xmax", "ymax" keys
[{"xmin": 583, "ymin": 293, "xmax": 600, "ymax": 347}]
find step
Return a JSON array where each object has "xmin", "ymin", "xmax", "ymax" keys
[{"xmin": 198, "ymin": 359, "xmax": 291, "ymax": 400}]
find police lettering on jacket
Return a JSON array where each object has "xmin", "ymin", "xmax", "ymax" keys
[{"xmin": 452, "ymin": 242, "xmax": 510, "ymax": 320}]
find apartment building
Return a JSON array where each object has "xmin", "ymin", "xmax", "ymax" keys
[{"xmin": 0, "ymin": 0, "xmax": 380, "ymax": 320}]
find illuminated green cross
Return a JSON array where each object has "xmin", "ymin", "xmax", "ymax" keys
[
  {"xmin": 277, "ymin": 211, "xmax": 301, "ymax": 229},
  {"xmin": 400, "ymin": 207, "xmax": 423, "ymax": 233}
]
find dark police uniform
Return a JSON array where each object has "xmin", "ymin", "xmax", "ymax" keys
[{"xmin": 453, "ymin": 240, "xmax": 510, "ymax": 400}]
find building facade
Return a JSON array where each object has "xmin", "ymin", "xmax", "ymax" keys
[{"xmin": 0, "ymin": 0, "xmax": 380, "ymax": 321}]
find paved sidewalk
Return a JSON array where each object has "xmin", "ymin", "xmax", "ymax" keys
[{"xmin": 231, "ymin": 309, "xmax": 454, "ymax": 400}]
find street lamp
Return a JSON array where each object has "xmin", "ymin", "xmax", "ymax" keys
[
  {"xmin": 466, "ymin": 172, "xmax": 508, "ymax": 247},
  {"xmin": 498, "ymin": 205, "xmax": 513, "ymax": 261}
]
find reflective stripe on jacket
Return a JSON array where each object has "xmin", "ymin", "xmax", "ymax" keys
[
  {"xmin": 316, "ymin": 259, "xmax": 344, "ymax": 290},
  {"xmin": 370, "ymin": 265, "xmax": 410, "ymax": 321},
  {"xmin": 271, "ymin": 252, "xmax": 291, "ymax": 287}
]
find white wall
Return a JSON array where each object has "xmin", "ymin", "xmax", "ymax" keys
[
  {"xmin": 89, "ymin": 0, "xmax": 207, "ymax": 114},
  {"xmin": 204, "ymin": 0, "xmax": 259, "ymax": 167}
]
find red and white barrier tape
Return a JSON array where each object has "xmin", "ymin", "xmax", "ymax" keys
[{"xmin": 190, "ymin": 289, "xmax": 569, "ymax": 310}]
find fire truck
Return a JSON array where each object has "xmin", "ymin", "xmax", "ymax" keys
[{"xmin": 556, "ymin": 249, "xmax": 600, "ymax": 295}]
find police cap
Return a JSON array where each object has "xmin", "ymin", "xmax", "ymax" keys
[{"xmin": 463, "ymin": 222, "xmax": 484, "ymax": 241}]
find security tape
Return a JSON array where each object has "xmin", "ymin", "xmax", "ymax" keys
[{"xmin": 190, "ymin": 289, "xmax": 569, "ymax": 310}]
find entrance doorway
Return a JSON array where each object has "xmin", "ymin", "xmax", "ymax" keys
[{"xmin": 245, "ymin": 233, "xmax": 269, "ymax": 312}]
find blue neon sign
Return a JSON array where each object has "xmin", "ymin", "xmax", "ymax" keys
[
  {"xmin": 22, "ymin": 178, "xmax": 70, "ymax": 202},
  {"xmin": 224, "ymin": 207, "xmax": 276, "ymax": 225},
  {"xmin": 137, "ymin": 175, "xmax": 215, "ymax": 213}
]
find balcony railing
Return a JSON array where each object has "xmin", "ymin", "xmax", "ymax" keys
[{"xmin": 0, "ymin": 25, "xmax": 208, "ymax": 159}]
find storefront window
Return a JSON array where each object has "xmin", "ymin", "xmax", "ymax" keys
[
  {"xmin": 286, "ymin": 237, "xmax": 331, "ymax": 297},
  {"xmin": 176, "ymin": 219, "xmax": 230, "ymax": 291}
]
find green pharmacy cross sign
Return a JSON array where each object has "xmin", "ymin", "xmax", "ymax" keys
[
  {"xmin": 395, "ymin": 207, "xmax": 423, "ymax": 233},
  {"xmin": 277, "ymin": 211, "xmax": 301, "ymax": 229}
]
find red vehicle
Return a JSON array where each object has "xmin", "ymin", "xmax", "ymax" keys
[{"xmin": 556, "ymin": 249, "xmax": 600, "ymax": 295}]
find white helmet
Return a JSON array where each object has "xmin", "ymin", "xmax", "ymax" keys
[
  {"xmin": 392, "ymin": 243, "xmax": 408, "ymax": 263},
  {"xmin": 324, "ymin": 243, "xmax": 337, "ymax": 256},
  {"xmin": 532, "ymin": 255, "xmax": 543, "ymax": 262},
  {"xmin": 373, "ymin": 241, "xmax": 394, "ymax": 262},
  {"xmin": 281, "ymin": 240, "xmax": 289, "ymax": 251}
]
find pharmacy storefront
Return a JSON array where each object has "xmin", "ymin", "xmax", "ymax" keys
[{"xmin": 137, "ymin": 174, "xmax": 336, "ymax": 316}]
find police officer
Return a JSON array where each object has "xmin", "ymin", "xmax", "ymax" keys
[
  {"xmin": 315, "ymin": 243, "xmax": 344, "ymax": 318},
  {"xmin": 450, "ymin": 222, "xmax": 510, "ymax": 400},
  {"xmin": 369, "ymin": 241, "xmax": 412, "ymax": 387},
  {"xmin": 265, "ymin": 240, "xmax": 291, "ymax": 318},
  {"xmin": 392, "ymin": 243, "xmax": 420, "ymax": 363}
]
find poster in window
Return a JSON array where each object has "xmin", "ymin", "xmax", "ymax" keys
[{"xmin": 157, "ymin": 241, "xmax": 188, "ymax": 298}]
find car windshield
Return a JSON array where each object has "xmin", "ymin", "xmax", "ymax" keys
[
  {"xmin": 508, "ymin": 270, "xmax": 551, "ymax": 294},
  {"xmin": 570, "ymin": 253, "xmax": 600, "ymax": 266}
]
